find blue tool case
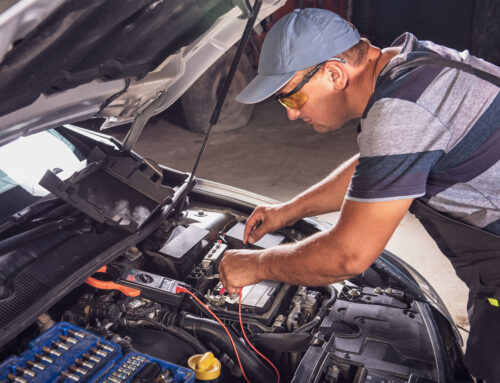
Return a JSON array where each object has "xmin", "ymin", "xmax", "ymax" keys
[{"xmin": 0, "ymin": 322, "xmax": 195, "ymax": 383}]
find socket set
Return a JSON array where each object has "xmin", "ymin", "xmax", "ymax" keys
[
  {"xmin": 0, "ymin": 322, "xmax": 194, "ymax": 383},
  {"xmin": 100, "ymin": 352, "xmax": 194, "ymax": 383}
]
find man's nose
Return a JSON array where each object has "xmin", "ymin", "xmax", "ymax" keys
[{"xmin": 286, "ymin": 107, "xmax": 301, "ymax": 120}]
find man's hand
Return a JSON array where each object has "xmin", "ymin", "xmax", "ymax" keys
[
  {"xmin": 244, "ymin": 203, "xmax": 298, "ymax": 244},
  {"xmin": 221, "ymin": 198, "xmax": 413, "ymax": 290},
  {"xmin": 218, "ymin": 249, "xmax": 263, "ymax": 294}
]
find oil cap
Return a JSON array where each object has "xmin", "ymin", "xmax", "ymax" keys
[{"xmin": 188, "ymin": 352, "xmax": 221, "ymax": 381}]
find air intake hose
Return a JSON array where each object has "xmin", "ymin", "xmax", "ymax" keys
[{"xmin": 175, "ymin": 313, "xmax": 276, "ymax": 383}]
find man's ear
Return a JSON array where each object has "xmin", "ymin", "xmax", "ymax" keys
[{"xmin": 324, "ymin": 61, "xmax": 348, "ymax": 91}]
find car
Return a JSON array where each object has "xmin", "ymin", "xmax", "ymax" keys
[{"xmin": 0, "ymin": 1, "xmax": 473, "ymax": 382}]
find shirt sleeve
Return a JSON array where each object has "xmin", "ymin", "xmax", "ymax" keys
[{"xmin": 346, "ymin": 98, "xmax": 450, "ymax": 202}]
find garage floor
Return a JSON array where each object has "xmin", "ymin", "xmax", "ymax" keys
[{"xmin": 107, "ymin": 98, "xmax": 470, "ymax": 345}]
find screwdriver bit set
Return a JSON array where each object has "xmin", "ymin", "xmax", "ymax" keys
[{"xmin": 0, "ymin": 322, "xmax": 194, "ymax": 383}]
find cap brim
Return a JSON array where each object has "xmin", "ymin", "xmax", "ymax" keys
[{"xmin": 236, "ymin": 71, "xmax": 296, "ymax": 104}]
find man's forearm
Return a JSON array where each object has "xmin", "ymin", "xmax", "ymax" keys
[
  {"xmin": 288, "ymin": 153, "xmax": 359, "ymax": 219},
  {"xmin": 256, "ymin": 229, "xmax": 359, "ymax": 286},
  {"xmin": 220, "ymin": 198, "xmax": 411, "ymax": 293}
]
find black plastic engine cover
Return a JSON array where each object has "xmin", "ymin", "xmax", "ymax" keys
[{"xmin": 292, "ymin": 292, "xmax": 438, "ymax": 383}]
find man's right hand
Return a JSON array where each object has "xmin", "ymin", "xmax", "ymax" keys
[{"xmin": 243, "ymin": 203, "xmax": 299, "ymax": 244}]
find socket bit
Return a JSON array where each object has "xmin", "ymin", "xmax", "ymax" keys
[
  {"xmin": 7, "ymin": 373, "xmax": 27, "ymax": 383},
  {"xmin": 112, "ymin": 371, "xmax": 127, "ymax": 379},
  {"xmin": 52, "ymin": 341, "xmax": 70, "ymax": 351},
  {"xmin": 83, "ymin": 353, "xmax": 101, "ymax": 364},
  {"xmin": 75, "ymin": 358, "xmax": 94, "ymax": 369},
  {"xmin": 42, "ymin": 346, "xmax": 62, "ymax": 357},
  {"xmin": 90, "ymin": 347, "xmax": 108, "ymax": 358},
  {"xmin": 61, "ymin": 371, "xmax": 80, "ymax": 382},
  {"xmin": 69, "ymin": 365, "xmax": 88, "ymax": 375},
  {"xmin": 97, "ymin": 342, "xmax": 114, "ymax": 352},
  {"xmin": 60, "ymin": 335, "xmax": 78, "ymax": 344},
  {"xmin": 26, "ymin": 360, "xmax": 46, "ymax": 371},
  {"xmin": 117, "ymin": 366, "xmax": 133, "ymax": 375},
  {"xmin": 35, "ymin": 353, "xmax": 54, "ymax": 364},
  {"xmin": 15, "ymin": 367, "xmax": 36, "ymax": 378},
  {"xmin": 68, "ymin": 329, "xmax": 85, "ymax": 339}
]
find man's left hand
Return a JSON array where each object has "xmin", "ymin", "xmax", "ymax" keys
[{"xmin": 218, "ymin": 249, "xmax": 263, "ymax": 294}]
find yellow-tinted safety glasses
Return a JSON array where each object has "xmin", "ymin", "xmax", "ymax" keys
[{"xmin": 276, "ymin": 57, "xmax": 346, "ymax": 110}]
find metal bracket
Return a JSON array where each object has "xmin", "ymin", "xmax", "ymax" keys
[
  {"xmin": 122, "ymin": 91, "xmax": 169, "ymax": 152},
  {"xmin": 233, "ymin": 0, "xmax": 252, "ymax": 19}
]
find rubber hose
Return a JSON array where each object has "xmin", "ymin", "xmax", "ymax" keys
[
  {"xmin": 130, "ymin": 318, "xmax": 207, "ymax": 354},
  {"xmin": 248, "ymin": 332, "xmax": 312, "ymax": 352},
  {"xmin": 318, "ymin": 284, "xmax": 338, "ymax": 317},
  {"xmin": 178, "ymin": 313, "xmax": 276, "ymax": 383}
]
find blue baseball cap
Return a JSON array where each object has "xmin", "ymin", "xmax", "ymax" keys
[{"xmin": 236, "ymin": 8, "xmax": 360, "ymax": 104}]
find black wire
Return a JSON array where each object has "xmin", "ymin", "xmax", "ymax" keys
[
  {"xmin": 457, "ymin": 325, "xmax": 470, "ymax": 333},
  {"xmin": 293, "ymin": 318, "xmax": 320, "ymax": 334}
]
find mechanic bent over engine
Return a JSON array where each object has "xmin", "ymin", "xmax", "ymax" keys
[{"xmin": 218, "ymin": 8, "xmax": 500, "ymax": 382}]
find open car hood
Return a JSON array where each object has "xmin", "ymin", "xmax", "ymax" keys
[
  {"xmin": 0, "ymin": 4, "xmax": 469, "ymax": 378},
  {"xmin": 0, "ymin": 0, "xmax": 284, "ymax": 146}
]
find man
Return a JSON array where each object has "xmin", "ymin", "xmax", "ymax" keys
[{"xmin": 218, "ymin": 8, "xmax": 500, "ymax": 381}]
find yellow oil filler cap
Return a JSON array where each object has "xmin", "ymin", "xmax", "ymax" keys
[{"xmin": 188, "ymin": 351, "xmax": 221, "ymax": 381}]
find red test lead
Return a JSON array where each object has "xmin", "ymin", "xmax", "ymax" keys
[
  {"xmin": 238, "ymin": 288, "xmax": 280, "ymax": 383},
  {"xmin": 176, "ymin": 286, "xmax": 252, "ymax": 383}
]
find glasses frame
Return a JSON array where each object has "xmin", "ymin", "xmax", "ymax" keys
[{"xmin": 276, "ymin": 57, "xmax": 347, "ymax": 109}]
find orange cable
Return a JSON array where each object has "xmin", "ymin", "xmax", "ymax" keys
[
  {"xmin": 238, "ymin": 288, "xmax": 280, "ymax": 383},
  {"xmin": 177, "ymin": 287, "xmax": 251, "ymax": 383}
]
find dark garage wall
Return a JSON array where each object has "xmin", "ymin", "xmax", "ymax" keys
[{"xmin": 351, "ymin": 0, "xmax": 500, "ymax": 64}]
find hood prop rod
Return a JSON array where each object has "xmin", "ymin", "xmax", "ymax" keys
[{"xmin": 176, "ymin": 0, "xmax": 262, "ymax": 217}]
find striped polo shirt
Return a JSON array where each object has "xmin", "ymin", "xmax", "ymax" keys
[{"xmin": 346, "ymin": 33, "xmax": 500, "ymax": 235}]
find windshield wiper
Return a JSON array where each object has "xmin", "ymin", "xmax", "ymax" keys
[
  {"xmin": 0, "ymin": 218, "xmax": 77, "ymax": 255},
  {"xmin": 0, "ymin": 194, "xmax": 62, "ymax": 236}
]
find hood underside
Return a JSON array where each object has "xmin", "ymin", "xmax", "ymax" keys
[
  {"xmin": 0, "ymin": 0, "xmax": 235, "ymax": 116},
  {"xmin": 0, "ymin": 0, "xmax": 283, "ymax": 146}
]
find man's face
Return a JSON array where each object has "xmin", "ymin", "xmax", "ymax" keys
[{"xmin": 276, "ymin": 64, "xmax": 350, "ymax": 133}]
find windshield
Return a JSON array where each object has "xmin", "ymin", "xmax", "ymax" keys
[{"xmin": 0, "ymin": 129, "xmax": 86, "ymax": 197}]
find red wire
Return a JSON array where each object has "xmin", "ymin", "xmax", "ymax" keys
[
  {"xmin": 177, "ymin": 287, "xmax": 251, "ymax": 383},
  {"xmin": 238, "ymin": 288, "xmax": 280, "ymax": 383}
]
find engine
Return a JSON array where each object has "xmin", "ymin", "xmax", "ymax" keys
[{"xmin": 0, "ymin": 207, "xmax": 464, "ymax": 383}]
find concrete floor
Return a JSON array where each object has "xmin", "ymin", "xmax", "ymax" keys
[{"xmin": 107, "ymin": 98, "xmax": 470, "ymax": 344}]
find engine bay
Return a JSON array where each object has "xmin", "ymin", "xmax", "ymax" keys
[{"xmin": 0, "ymin": 203, "xmax": 463, "ymax": 383}]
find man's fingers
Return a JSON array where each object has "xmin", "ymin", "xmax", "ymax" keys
[
  {"xmin": 226, "ymin": 286, "xmax": 239, "ymax": 295},
  {"xmin": 218, "ymin": 249, "xmax": 261, "ymax": 295},
  {"xmin": 243, "ymin": 211, "xmax": 262, "ymax": 244},
  {"xmin": 248, "ymin": 223, "xmax": 270, "ymax": 244},
  {"xmin": 219, "ymin": 256, "xmax": 239, "ymax": 295}
]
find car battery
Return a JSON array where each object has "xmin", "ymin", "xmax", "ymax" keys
[
  {"xmin": 214, "ymin": 280, "xmax": 281, "ymax": 315},
  {"xmin": 225, "ymin": 222, "xmax": 285, "ymax": 249},
  {"xmin": 0, "ymin": 322, "xmax": 194, "ymax": 383}
]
